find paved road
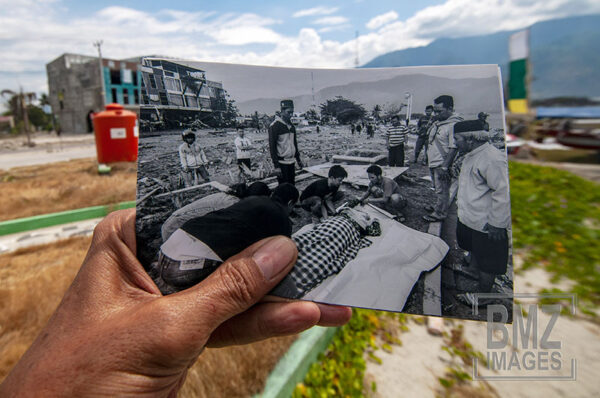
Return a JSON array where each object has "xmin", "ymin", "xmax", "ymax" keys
[{"xmin": 0, "ymin": 133, "xmax": 97, "ymax": 170}]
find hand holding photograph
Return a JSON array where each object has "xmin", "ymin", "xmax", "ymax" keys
[{"xmin": 135, "ymin": 59, "xmax": 513, "ymax": 322}]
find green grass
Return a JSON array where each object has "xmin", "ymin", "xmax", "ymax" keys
[
  {"xmin": 509, "ymin": 162, "xmax": 600, "ymax": 315},
  {"xmin": 296, "ymin": 162, "xmax": 600, "ymax": 395}
]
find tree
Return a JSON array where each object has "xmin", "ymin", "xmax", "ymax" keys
[
  {"xmin": 319, "ymin": 96, "xmax": 366, "ymax": 124},
  {"xmin": 1, "ymin": 88, "xmax": 36, "ymax": 146},
  {"xmin": 382, "ymin": 103, "xmax": 404, "ymax": 121},
  {"xmin": 372, "ymin": 104, "xmax": 382, "ymax": 121},
  {"xmin": 222, "ymin": 98, "xmax": 239, "ymax": 127}
]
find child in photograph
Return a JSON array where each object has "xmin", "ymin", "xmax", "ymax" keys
[
  {"xmin": 157, "ymin": 183, "xmax": 299, "ymax": 290},
  {"xmin": 234, "ymin": 126, "xmax": 254, "ymax": 180},
  {"xmin": 360, "ymin": 165, "xmax": 407, "ymax": 222},
  {"xmin": 179, "ymin": 129, "xmax": 210, "ymax": 187},
  {"xmin": 300, "ymin": 165, "xmax": 348, "ymax": 223}
]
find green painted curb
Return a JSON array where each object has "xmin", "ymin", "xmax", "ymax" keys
[
  {"xmin": 0, "ymin": 201, "xmax": 136, "ymax": 236},
  {"xmin": 257, "ymin": 326, "xmax": 338, "ymax": 398}
]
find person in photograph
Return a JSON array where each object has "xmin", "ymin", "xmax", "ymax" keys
[
  {"xmin": 160, "ymin": 181, "xmax": 271, "ymax": 242},
  {"xmin": 366, "ymin": 119, "xmax": 375, "ymax": 139},
  {"xmin": 272, "ymin": 206, "xmax": 382, "ymax": 299},
  {"xmin": 234, "ymin": 126, "xmax": 254, "ymax": 180},
  {"xmin": 179, "ymin": 129, "xmax": 210, "ymax": 187},
  {"xmin": 452, "ymin": 121, "xmax": 510, "ymax": 306},
  {"xmin": 478, "ymin": 112, "xmax": 490, "ymax": 131},
  {"xmin": 300, "ymin": 165, "xmax": 348, "ymax": 223},
  {"xmin": 360, "ymin": 165, "xmax": 407, "ymax": 222},
  {"xmin": 386, "ymin": 114, "xmax": 408, "ymax": 167},
  {"xmin": 413, "ymin": 105, "xmax": 434, "ymax": 164},
  {"xmin": 269, "ymin": 99, "xmax": 303, "ymax": 185},
  {"xmin": 158, "ymin": 183, "xmax": 299, "ymax": 290},
  {"xmin": 350, "ymin": 123, "xmax": 356, "ymax": 135},
  {"xmin": 423, "ymin": 95, "xmax": 463, "ymax": 222}
]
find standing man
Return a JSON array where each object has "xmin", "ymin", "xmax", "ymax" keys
[
  {"xmin": 423, "ymin": 95, "xmax": 463, "ymax": 222},
  {"xmin": 179, "ymin": 129, "xmax": 210, "ymax": 187},
  {"xmin": 452, "ymin": 122, "xmax": 510, "ymax": 305},
  {"xmin": 413, "ymin": 105, "xmax": 434, "ymax": 164},
  {"xmin": 386, "ymin": 115, "xmax": 408, "ymax": 167},
  {"xmin": 234, "ymin": 126, "xmax": 253, "ymax": 180},
  {"xmin": 269, "ymin": 99, "xmax": 303, "ymax": 185}
]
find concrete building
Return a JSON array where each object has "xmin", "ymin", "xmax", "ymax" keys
[
  {"xmin": 139, "ymin": 58, "xmax": 227, "ymax": 131},
  {"xmin": 46, "ymin": 53, "xmax": 141, "ymax": 134}
]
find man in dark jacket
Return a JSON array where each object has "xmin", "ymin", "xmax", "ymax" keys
[{"xmin": 269, "ymin": 99, "xmax": 303, "ymax": 184}]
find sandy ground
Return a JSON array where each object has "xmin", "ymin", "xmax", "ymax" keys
[{"xmin": 365, "ymin": 254, "xmax": 600, "ymax": 397}]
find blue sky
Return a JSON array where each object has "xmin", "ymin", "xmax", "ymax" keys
[{"xmin": 1, "ymin": 0, "xmax": 600, "ymax": 98}]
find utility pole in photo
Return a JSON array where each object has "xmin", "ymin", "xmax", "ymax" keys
[{"xmin": 93, "ymin": 40, "xmax": 106, "ymax": 108}]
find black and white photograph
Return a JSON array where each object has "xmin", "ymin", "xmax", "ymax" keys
[{"xmin": 135, "ymin": 58, "xmax": 513, "ymax": 322}]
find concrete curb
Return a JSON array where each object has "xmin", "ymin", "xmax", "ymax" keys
[
  {"xmin": 257, "ymin": 326, "xmax": 338, "ymax": 398},
  {"xmin": 0, "ymin": 201, "xmax": 136, "ymax": 236}
]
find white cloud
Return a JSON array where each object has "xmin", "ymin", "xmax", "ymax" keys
[
  {"xmin": 312, "ymin": 16, "xmax": 349, "ymax": 26},
  {"xmin": 2, "ymin": 0, "xmax": 600, "ymax": 98},
  {"xmin": 366, "ymin": 11, "xmax": 398, "ymax": 30},
  {"xmin": 292, "ymin": 7, "xmax": 338, "ymax": 18}
]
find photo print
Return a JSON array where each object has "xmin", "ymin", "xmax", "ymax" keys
[{"xmin": 136, "ymin": 58, "xmax": 513, "ymax": 322}]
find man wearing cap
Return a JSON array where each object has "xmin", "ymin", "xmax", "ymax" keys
[
  {"xmin": 269, "ymin": 99, "xmax": 303, "ymax": 185},
  {"xmin": 179, "ymin": 130, "xmax": 210, "ymax": 187},
  {"xmin": 423, "ymin": 95, "xmax": 463, "ymax": 222},
  {"xmin": 452, "ymin": 121, "xmax": 510, "ymax": 306}
]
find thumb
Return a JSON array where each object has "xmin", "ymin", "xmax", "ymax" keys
[{"xmin": 164, "ymin": 236, "xmax": 297, "ymax": 341}]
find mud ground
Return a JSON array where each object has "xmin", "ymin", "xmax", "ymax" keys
[{"xmin": 136, "ymin": 124, "xmax": 443, "ymax": 312}]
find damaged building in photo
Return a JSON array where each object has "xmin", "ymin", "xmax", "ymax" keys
[{"xmin": 139, "ymin": 58, "xmax": 228, "ymax": 133}]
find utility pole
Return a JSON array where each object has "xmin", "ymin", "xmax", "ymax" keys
[{"xmin": 93, "ymin": 40, "xmax": 106, "ymax": 108}]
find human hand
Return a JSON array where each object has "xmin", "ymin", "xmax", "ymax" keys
[
  {"xmin": 483, "ymin": 223, "xmax": 506, "ymax": 241},
  {"xmin": 0, "ymin": 210, "xmax": 351, "ymax": 397}
]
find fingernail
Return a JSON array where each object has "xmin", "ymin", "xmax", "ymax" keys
[{"xmin": 252, "ymin": 237, "xmax": 295, "ymax": 280}]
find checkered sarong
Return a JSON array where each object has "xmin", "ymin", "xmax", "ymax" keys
[{"xmin": 290, "ymin": 216, "xmax": 372, "ymax": 294}]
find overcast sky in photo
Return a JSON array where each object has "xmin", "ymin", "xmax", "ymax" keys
[{"xmin": 1, "ymin": 0, "xmax": 600, "ymax": 100}]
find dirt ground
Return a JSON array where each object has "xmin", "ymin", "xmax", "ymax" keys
[
  {"xmin": 0, "ymin": 158, "xmax": 137, "ymax": 221},
  {"xmin": 136, "ymin": 125, "xmax": 440, "ymax": 312},
  {"xmin": 0, "ymin": 236, "xmax": 295, "ymax": 397}
]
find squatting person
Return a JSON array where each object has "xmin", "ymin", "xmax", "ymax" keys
[
  {"xmin": 360, "ymin": 165, "xmax": 407, "ymax": 222},
  {"xmin": 300, "ymin": 165, "xmax": 348, "ymax": 223}
]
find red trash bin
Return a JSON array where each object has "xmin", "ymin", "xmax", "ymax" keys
[{"xmin": 92, "ymin": 103, "xmax": 138, "ymax": 163}]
